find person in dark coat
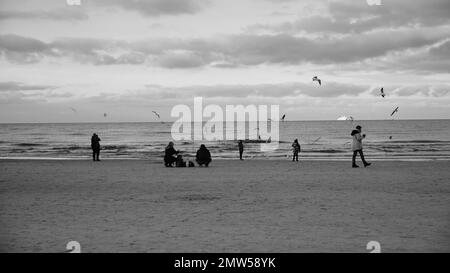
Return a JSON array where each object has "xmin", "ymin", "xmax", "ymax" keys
[
  {"xmin": 164, "ymin": 142, "xmax": 178, "ymax": 167},
  {"xmin": 238, "ymin": 140, "xmax": 244, "ymax": 160},
  {"xmin": 196, "ymin": 144, "xmax": 211, "ymax": 167},
  {"xmin": 91, "ymin": 133, "xmax": 101, "ymax": 161},
  {"xmin": 292, "ymin": 139, "xmax": 301, "ymax": 162}
]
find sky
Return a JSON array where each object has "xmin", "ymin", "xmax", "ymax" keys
[{"xmin": 0, "ymin": 0, "xmax": 449, "ymax": 123}]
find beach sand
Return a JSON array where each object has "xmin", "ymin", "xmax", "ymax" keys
[{"xmin": 0, "ymin": 159, "xmax": 449, "ymax": 253}]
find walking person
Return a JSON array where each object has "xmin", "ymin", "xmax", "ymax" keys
[
  {"xmin": 238, "ymin": 140, "xmax": 244, "ymax": 160},
  {"xmin": 351, "ymin": 125, "xmax": 371, "ymax": 168},
  {"xmin": 91, "ymin": 133, "xmax": 101, "ymax": 161},
  {"xmin": 292, "ymin": 139, "xmax": 301, "ymax": 162}
]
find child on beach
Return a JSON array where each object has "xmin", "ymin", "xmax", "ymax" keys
[
  {"xmin": 351, "ymin": 125, "xmax": 371, "ymax": 168},
  {"xmin": 175, "ymin": 154, "xmax": 187, "ymax": 167},
  {"xmin": 292, "ymin": 139, "xmax": 301, "ymax": 162}
]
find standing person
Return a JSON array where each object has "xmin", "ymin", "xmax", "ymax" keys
[
  {"xmin": 351, "ymin": 125, "xmax": 371, "ymax": 168},
  {"xmin": 164, "ymin": 142, "xmax": 178, "ymax": 167},
  {"xmin": 238, "ymin": 140, "xmax": 244, "ymax": 160},
  {"xmin": 91, "ymin": 133, "xmax": 101, "ymax": 161},
  {"xmin": 292, "ymin": 139, "xmax": 301, "ymax": 162},
  {"xmin": 196, "ymin": 144, "xmax": 212, "ymax": 167}
]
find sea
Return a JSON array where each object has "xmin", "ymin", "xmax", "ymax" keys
[{"xmin": 1, "ymin": 120, "xmax": 450, "ymax": 161}]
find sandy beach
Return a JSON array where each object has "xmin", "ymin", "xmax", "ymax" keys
[{"xmin": 0, "ymin": 159, "xmax": 449, "ymax": 253}]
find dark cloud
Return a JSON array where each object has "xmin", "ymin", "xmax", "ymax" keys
[
  {"xmin": 252, "ymin": 0, "xmax": 450, "ymax": 34},
  {"xmin": 94, "ymin": 0, "xmax": 207, "ymax": 16},
  {"xmin": 138, "ymin": 82, "xmax": 369, "ymax": 99},
  {"xmin": 156, "ymin": 50, "xmax": 208, "ymax": 68},
  {"xmin": 1, "ymin": 28, "xmax": 447, "ymax": 69},
  {"xmin": 430, "ymin": 40, "xmax": 450, "ymax": 59},
  {"xmin": 394, "ymin": 85, "xmax": 450, "ymax": 97},
  {"xmin": 369, "ymin": 85, "xmax": 450, "ymax": 97},
  {"xmin": 0, "ymin": 34, "xmax": 47, "ymax": 53},
  {"xmin": 224, "ymin": 31, "xmax": 444, "ymax": 65},
  {"xmin": 0, "ymin": 34, "xmax": 49, "ymax": 63},
  {"xmin": 0, "ymin": 81, "xmax": 55, "ymax": 92},
  {"xmin": 0, "ymin": 8, "xmax": 88, "ymax": 21}
]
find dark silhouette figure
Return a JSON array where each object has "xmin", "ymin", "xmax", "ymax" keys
[
  {"xmin": 238, "ymin": 140, "xmax": 244, "ymax": 160},
  {"xmin": 175, "ymin": 154, "xmax": 187, "ymax": 167},
  {"xmin": 292, "ymin": 139, "xmax": 301, "ymax": 162},
  {"xmin": 164, "ymin": 142, "xmax": 178, "ymax": 167},
  {"xmin": 351, "ymin": 125, "xmax": 371, "ymax": 168},
  {"xmin": 196, "ymin": 144, "xmax": 211, "ymax": 167},
  {"xmin": 91, "ymin": 133, "xmax": 101, "ymax": 161}
]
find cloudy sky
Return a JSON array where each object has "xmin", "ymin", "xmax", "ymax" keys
[{"xmin": 0, "ymin": 0, "xmax": 449, "ymax": 122}]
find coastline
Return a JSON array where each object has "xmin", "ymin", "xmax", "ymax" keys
[{"xmin": 1, "ymin": 157, "xmax": 450, "ymax": 162}]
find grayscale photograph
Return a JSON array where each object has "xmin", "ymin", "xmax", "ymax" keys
[{"xmin": 0, "ymin": 0, "xmax": 449, "ymax": 255}]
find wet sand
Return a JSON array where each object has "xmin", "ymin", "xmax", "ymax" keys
[{"xmin": 0, "ymin": 159, "xmax": 449, "ymax": 252}]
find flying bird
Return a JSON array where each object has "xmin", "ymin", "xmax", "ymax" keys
[
  {"xmin": 380, "ymin": 88, "xmax": 385, "ymax": 98},
  {"xmin": 69, "ymin": 107, "xmax": 77, "ymax": 113},
  {"xmin": 103, "ymin": 113, "xmax": 107, "ymax": 118},
  {"xmin": 390, "ymin": 107, "xmax": 399, "ymax": 117},
  {"xmin": 152, "ymin": 111, "xmax": 160, "ymax": 119},
  {"xmin": 281, "ymin": 114, "xmax": 286, "ymax": 122},
  {"xmin": 312, "ymin": 76, "xmax": 322, "ymax": 86}
]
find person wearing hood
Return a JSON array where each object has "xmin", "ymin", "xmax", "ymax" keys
[
  {"xmin": 91, "ymin": 133, "xmax": 101, "ymax": 161},
  {"xmin": 164, "ymin": 142, "xmax": 178, "ymax": 167},
  {"xmin": 292, "ymin": 139, "xmax": 301, "ymax": 162},
  {"xmin": 238, "ymin": 140, "xmax": 244, "ymax": 160},
  {"xmin": 351, "ymin": 125, "xmax": 371, "ymax": 168},
  {"xmin": 196, "ymin": 144, "xmax": 212, "ymax": 167}
]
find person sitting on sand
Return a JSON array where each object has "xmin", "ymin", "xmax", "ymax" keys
[
  {"xmin": 238, "ymin": 140, "xmax": 244, "ymax": 160},
  {"xmin": 164, "ymin": 142, "xmax": 178, "ymax": 167},
  {"xmin": 91, "ymin": 133, "xmax": 101, "ymax": 161},
  {"xmin": 292, "ymin": 139, "xmax": 301, "ymax": 162},
  {"xmin": 196, "ymin": 144, "xmax": 212, "ymax": 167},
  {"xmin": 351, "ymin": 125, "xmax": 371, "ymax": 168}
]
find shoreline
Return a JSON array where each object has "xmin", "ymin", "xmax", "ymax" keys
[{"xmin": 1, "ymin": 157, "xmax": 450, "ymax": 162}]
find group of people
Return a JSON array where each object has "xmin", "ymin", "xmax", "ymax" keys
[
  {"xmin": 91, "ymin": 125, "xmax": 371, "ymax": 168},
  {"xmin": 164, "ymin": 142, "xmax": 211, "ymax": 168}
]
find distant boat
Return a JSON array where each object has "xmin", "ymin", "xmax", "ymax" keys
[{"xmin": 337, "ymin": 116, "xmax": 354, "ymax": 121}]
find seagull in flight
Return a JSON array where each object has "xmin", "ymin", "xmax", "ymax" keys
[
  {"xmin": 380, "ymin": 88, "xmax": 386, "ymax": 98},
  {"xmin": 312, "ymin": 76, "xmax": 322, "ymax": 86},
  {"xmin": 390, "ymin": 107, "xmax": 399, "ymax": 117},
  {"xmin": 69, "ymin": 107, "xmax": 77, "ymax": 113},
  {"xmin": 152, "ymin": 111, "xmax": 161, "ymax": 119},
  {"xmin": 103, "ymin": 113, "xmax": 107, "ymax": 118},
  {"xmin": 281, "ymin": 114, "xmax": 286, "ymax": 122}
]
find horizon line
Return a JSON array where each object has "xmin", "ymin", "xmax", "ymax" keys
[{"xmin": 1, "ymin": 118, "xmax": 450, "ymax": 124}]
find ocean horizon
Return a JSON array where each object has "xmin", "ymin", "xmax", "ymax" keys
[{"xmin": 1, "ymin": 119, "xmax": 449, "ymax": 161}]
